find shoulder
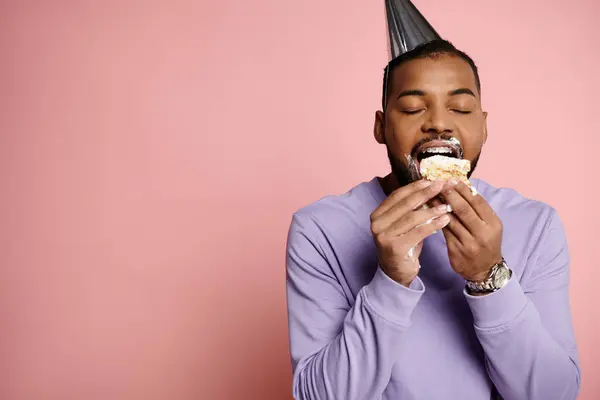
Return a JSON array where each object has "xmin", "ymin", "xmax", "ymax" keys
[
  {"xmin": 289, "ymin": 179, "xmax": 382, "ymax": 233},
  {"xmin": 472, "ymin": 178, "xmax": 560, "ymax": 227},
  {"xmin": 286, "ymin": 179, "xmax": 382, "ymax": 262}
]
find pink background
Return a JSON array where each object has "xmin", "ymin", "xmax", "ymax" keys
[{"xmin": 1, "ymin": 1, "xmax": 598, "ymax": 399}]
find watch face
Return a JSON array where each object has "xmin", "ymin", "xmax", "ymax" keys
[{"xmin": 493, "ymin": 266, "xmax": 511, "ymax": 287}]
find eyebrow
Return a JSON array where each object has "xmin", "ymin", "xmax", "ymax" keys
[
  {"xmin": 397, "ymin": 90, "xmax": 426, "ymax": 99},
  {"xmin": 396, "ymin": 88, "xmax": 477, "ymax": 99},
  {"xmin": 450, "ymin": 88, "xmax": 476, "ymax": 97}
]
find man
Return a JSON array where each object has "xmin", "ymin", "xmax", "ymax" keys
[{"xmin": 284, "ymin": 4, "xmax": 581, "ymax": 399}]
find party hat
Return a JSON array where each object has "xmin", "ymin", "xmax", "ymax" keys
[
  {"xmin": 385, "ymin": 0, "xmax": 441, "ymax": 59},
  {"xmin": 384, "ymin": 0, "xmax": 442, "ymax": 108}
]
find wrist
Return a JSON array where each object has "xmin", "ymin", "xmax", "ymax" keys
[
  {"xmin": 464, "ymin": 270, "xmax": 492, "ymax": 282},
  {"xmin": 465, "ymin": 258, "xmax": 512, "ymax": 295},
  {"xmin": 465, "ymin": 269, "xmax": 492, "ymax": 296},
  {"xmin": 364, "ymin": 268, "xmax": 425, "ymax": 327},
  {"xmin": 382, "ymin": 269, "xmax": 418, "ymax": 288}
]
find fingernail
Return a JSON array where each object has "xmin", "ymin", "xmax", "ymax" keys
[
  {"xmin": 448, "ymin": 178, "xmax": 459, "ymax": 186},
  {"xmin": 438, "ymin": 215, "xmax": 451, "ymax": 224},
  {"xmin": 446, "ymin": 204, "xmax": 453, "ymax": 212},
  {"xmin": 419, "ymin": 179, "xmax": 432, "ymax": 187}
]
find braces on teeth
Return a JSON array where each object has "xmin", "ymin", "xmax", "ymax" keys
[{"xmin": 422, "ymin": 147, "xmax": 455, "ymax": 154}]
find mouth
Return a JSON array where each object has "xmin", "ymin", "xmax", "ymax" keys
[
  {"xmin": 414, "ymin": 141, "xmax": 461, "ymax": 163},
  {"xmin": 407, "ymin": 140, "xmax": 463, "ymax": 179}
]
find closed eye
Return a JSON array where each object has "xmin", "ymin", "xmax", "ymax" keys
[
  {"xmin": 402, "ymin": 109, "xmax": 425, "ymax": 115},
  {"xmin": 451, "ymin": 109, "xmax": 472, "ymax": 114}
]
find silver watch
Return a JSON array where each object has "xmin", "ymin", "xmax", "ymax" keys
[{"xmin": 466, "ymin": 259, "xmax": 512, "ymax": 294}]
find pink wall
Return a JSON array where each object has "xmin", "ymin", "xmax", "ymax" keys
[{"xmin": 1, "ymin": 1, "xmax": 598, "ymax": 399}]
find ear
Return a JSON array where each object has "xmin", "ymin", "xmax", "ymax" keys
[
  {"xmin": 482, "ymin": 111, "xmax": 488, "ymax": 144},
  {"xmin": 374, "ymin": 110, "xmax": 386, "ymax": 144}
]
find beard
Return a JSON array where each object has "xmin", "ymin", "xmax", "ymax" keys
[{"xmin": 387, "ymin": 145, "xmax": 481, "ymax": 188}]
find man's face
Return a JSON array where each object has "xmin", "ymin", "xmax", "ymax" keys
[{"xmin": 374, "ymin": 55, "xmax": 487, "ymax": 187}]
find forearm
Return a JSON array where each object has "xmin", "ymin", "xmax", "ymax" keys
[
  {"xmin": 467, "ymin": 279, "xmax": 580, "ymax": 400},
  {"xmin": 291, "ymin": 268, "xmax": 423, "ymax": 400}
]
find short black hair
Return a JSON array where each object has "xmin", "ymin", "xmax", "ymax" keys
[{"xmin": 382, "ymin": 39, "xmax": 481, "ymax": 109}]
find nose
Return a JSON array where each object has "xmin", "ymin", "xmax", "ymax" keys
[{"xmin": 421, "ymin": 107, "xmax": 454, "ymax": 135}]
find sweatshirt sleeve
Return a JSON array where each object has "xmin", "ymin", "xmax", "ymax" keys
[
  {"xmin": 465, "ymin": 209, "xmax": 581, "ymax": 400},
  {"xmin": 286, "ymin": 213, "xmax": 424, "ymax": 400}
]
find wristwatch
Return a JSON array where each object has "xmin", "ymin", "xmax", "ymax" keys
[{"xmin": 466, "ymin": 258, "xmax": 512, "ymax": 294}]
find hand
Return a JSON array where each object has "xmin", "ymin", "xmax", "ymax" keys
[
  {"xmin": 370, "ymin": 179, "xmax": 452, "ymax": 287},
  {"xmin": 438, "ymin": 179, "xmax": 503, "ymax": 281}
]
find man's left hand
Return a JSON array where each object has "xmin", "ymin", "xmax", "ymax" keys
[{"xmin": 440, "ymin": 180, "xmax": 503, "ymax": 282}]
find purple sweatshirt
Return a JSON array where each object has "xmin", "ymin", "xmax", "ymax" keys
[{"xmin": 285, "ymin": 178, "xmax": 581, "ymax": 400}]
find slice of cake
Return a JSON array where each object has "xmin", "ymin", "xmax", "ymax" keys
[{"xmin": 420, "ymin": 155, "xmax": 475, "ymax": 193}]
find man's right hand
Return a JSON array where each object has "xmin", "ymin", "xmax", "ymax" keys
[{"xmin": 370, "ymin": 179, "xmax": 451, "ymax": 287}]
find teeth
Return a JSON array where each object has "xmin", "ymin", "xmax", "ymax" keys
[{"xmin": 422, "ymin": 147, "xmax": 454, "ymax": 154}]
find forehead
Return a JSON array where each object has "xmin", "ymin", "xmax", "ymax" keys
[{"xmin": 391, "ymin": 55, "xmax": 479, "ymax": 95}]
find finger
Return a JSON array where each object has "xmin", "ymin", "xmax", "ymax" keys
[
  {"xmin": 386, "ymin": 203, "xmax": 451, "ymax": 236},
  {"xmin": 372, "ymin": 180, "xmax": 432, "ymax": 218},
  {"xmin": 443, "ymin": 213, "xmax": 471, "ymax": 245},
  {"xmin": 377, "ymin": 180, "xmax": 445, "ymax": 226},
  {"xmin": 441, "ymin": 222, "xmax": 459, "ymax": 244},
  {"xmin": 403, "ymin": 214, "xmax": 451, "ymax": 246},
  {"xmin": 429, "ymin": 196, "xmax": 446, "ymax": 209},
  {"xmin": 450, "ymin": 180, "xmax": 496, "ymax": 222},
  {"xmin": 434, "ymin": 188, "xmax": 463, "ymax": 243},
  {"xmin": 442, "ymin": 185, "xmax": 486, "ymax": 236}
]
